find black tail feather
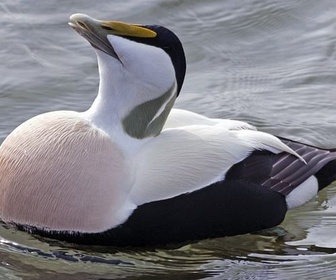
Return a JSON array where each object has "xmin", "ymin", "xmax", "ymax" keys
[
  {"xmin": 315, "ymin": 159, "xmax": 336, "ymax": 191},
  {"xmin": 226, "ymin": 136, "xmax": 336, "ymax": 196},
  {"xmin": 279, "ymin": 136, "xmax": 336, "ymax": 192}
]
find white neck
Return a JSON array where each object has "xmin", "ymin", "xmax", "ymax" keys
[
  {"xmin": 82, "ymin": 36, "xmax": 177, "ymax": 151},
  {"xmin": 82, "ymin": 51, "xmax": 145, "ymax": 153}
]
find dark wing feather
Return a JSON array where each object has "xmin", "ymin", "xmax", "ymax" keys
[{"xmin": 226, "ymin": 137, "xmax": 336, "ymax": 195}]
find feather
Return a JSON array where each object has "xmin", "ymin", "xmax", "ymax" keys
[
  {"xmin": 130, "ymin": 125, "xmax": 305, "ymax": 205},
  {"xmin": 165, "ymin": 109, "xmax": 256, "ymax": 130}
]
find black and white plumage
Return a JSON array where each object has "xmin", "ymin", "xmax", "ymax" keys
[{"xmin": 0, "ymin": 14, "xmax": 336, "ymax": 247}]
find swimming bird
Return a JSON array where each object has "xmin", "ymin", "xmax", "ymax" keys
[{"xmin": 0, "ymin": 13, "xmax": 336, "ymax": 247}]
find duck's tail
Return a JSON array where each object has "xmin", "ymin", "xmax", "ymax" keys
[{"xmin": 226, "ymin": 136, "xmax": 336, "ymax": 209}]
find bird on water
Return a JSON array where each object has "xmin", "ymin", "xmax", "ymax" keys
[{"xmin": 0, "ymin": 14, "xmax": 335, "ymax": 246}]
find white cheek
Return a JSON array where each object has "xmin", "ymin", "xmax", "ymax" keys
[{"xmin": 107, "ymin": 35, "xmax": 175, "ymax": 93}]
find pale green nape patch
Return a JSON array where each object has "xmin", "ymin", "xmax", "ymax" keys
[{"xmin": 122, "ymin": 83, "xmax": 177, "ymax": 139}]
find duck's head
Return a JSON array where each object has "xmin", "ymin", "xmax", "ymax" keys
[{"xmin": 69, "ymin": 14, "xmax": 186, "ymax": 139}]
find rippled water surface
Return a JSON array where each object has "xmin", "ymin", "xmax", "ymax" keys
[{"xmin": 1, "ymin": 0, "xmax": 336, "ymax": 279}]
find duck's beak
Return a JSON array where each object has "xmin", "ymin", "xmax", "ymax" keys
[{"xmin": 68, "ymin": 13, "xmax": 157, "ymax": 59}]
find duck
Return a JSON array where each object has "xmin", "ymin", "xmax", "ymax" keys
[{"xmin": 0, "ymin": 13, "xmax": 335, "ymax": 247}]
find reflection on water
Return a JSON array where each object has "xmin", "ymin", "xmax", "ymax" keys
[{"xmin": 1, "ymin": 0, "xmax": 336, "ymax": 279}]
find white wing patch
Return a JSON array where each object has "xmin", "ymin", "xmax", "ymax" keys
[
  {"xmin": 130, "ymin": 125, "xmax": 304, "ymax": 205},
  {"xmin": 235, "ymin": 130, "xmax": 306, "ymax": 164},
  {"xmin": 165, "ymin": 109, "xmax": 256, "ymax": 130}
]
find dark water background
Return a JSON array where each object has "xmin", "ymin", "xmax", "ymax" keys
[{"xmin": 1, "ymin": 0, "xmax": 336, "ymax": 279}]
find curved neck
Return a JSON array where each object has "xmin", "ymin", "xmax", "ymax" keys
[{"xmin": 84, "ymin": 51, "xmax": 177, "ymax": 145}]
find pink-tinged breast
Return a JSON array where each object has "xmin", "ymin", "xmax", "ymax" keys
[{"xmin": 0, "ymin": 111, "xmax": 136, "ymax": 233}]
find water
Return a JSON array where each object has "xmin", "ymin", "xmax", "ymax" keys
[{"xmin": 1, "ymin": 0, "xmax": 336, "ymax": 278}]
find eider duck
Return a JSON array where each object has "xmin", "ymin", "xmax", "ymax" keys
[{"xmin": 0, "ymin": 13, "xmax": 336, "ymax": 247}]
